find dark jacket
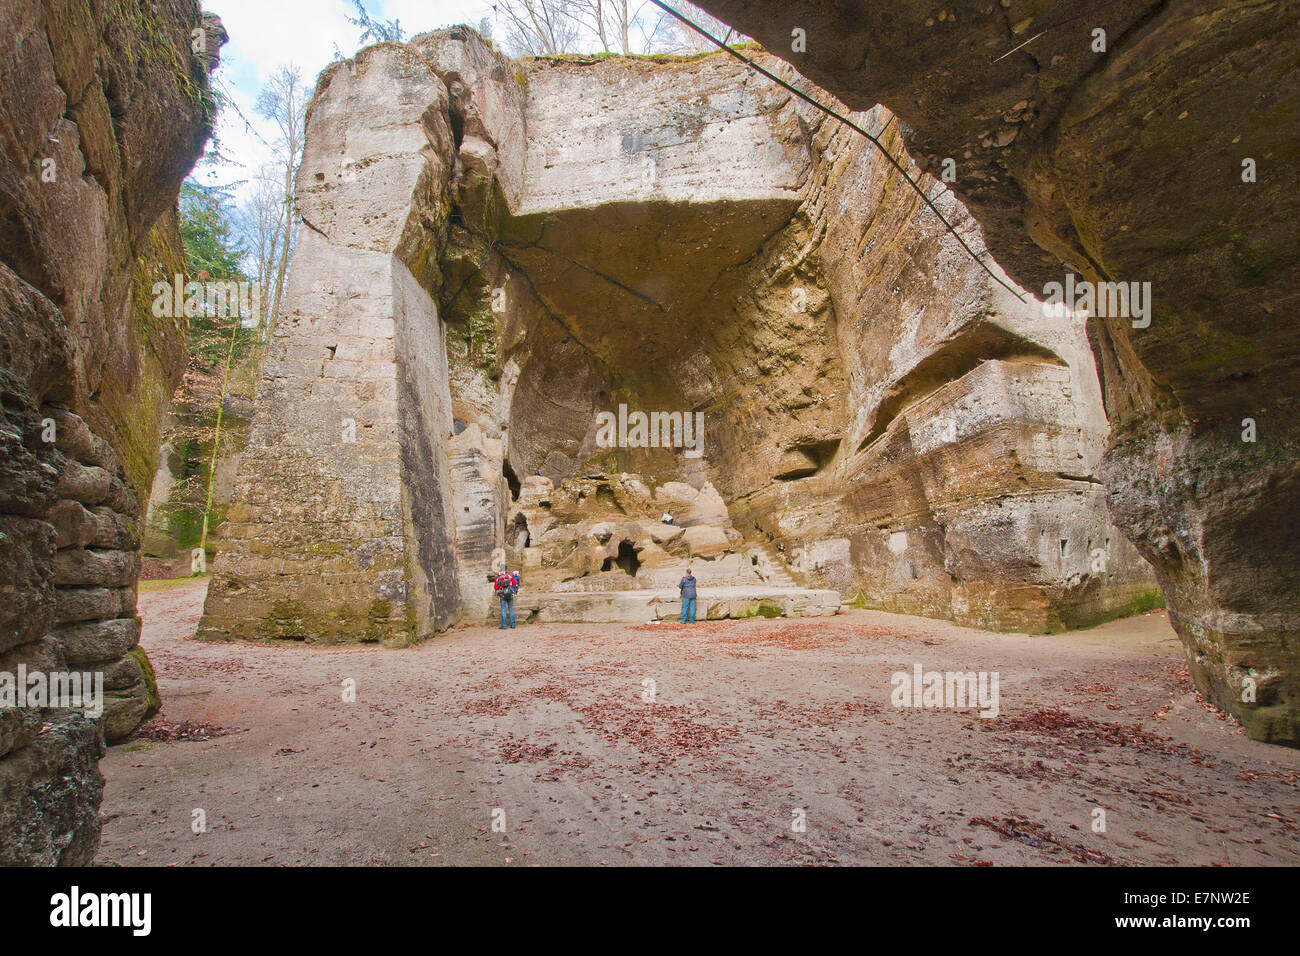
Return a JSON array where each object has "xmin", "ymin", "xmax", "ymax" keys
[{"xmin": 678, "ymin": 575, "xmax": 697, "ymax": 600}]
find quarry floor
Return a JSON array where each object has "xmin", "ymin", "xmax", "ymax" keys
[{"xmin": 95, "ymin": 579, "xmax": 1300, "ymax": 866}]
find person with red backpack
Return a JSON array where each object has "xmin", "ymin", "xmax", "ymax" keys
[{"xmin": 494, "ymin": 565, "xmax": 520, "ymax": 629}]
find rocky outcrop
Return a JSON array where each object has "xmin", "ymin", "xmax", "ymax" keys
[
  {"xmin": 200, "ymin": 36, "xmax": 814, "ymax": 642},
  {"xmin": 198, "ymin": 38, "xmax": 465, "ymax": 645},
  {"xmin": 0, "ymin": 0, "xmax": 223, "ymax": 863},
  {"xmin": 205, "ymin": 28, "xmax": 1155, "ymax": 651},
  {"xmin": 692, "ymin": 0, "xmax": 1300, "ymax": 743},
  {"xmin": 514, "ymin": 472, "xmax": 762, "ymax": 586},
  {"xmin": 507, "ymin": 472, "xmax": 840, "ymax": 622},
  {"xmin": 722, "ymin": 102, "xmax": 1157, "ymax": 633}
]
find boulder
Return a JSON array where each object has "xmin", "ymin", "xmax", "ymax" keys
[{"xmin": 683, "ymin": 525, "xmax": 732, "ymax": 558}]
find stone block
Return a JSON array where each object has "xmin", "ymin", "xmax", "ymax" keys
[{"xmin": 51, "ymin": 617, "xmax": 141, "ymax": 666}]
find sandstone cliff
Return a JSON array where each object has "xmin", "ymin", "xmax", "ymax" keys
[
  {"xmin": 692, "ymin": 0, "xmax": 1300, "ymax": 744},
  {"xmin": 0, "ymin": 0, "xmax": 223, "ymax": 863},
  {"xmin": 203, "ymin": 29, "xmax": 1155, "ymax": 654}
]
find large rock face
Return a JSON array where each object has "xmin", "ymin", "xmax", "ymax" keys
[
  {"xmin": 199, "ymin": 40, "xmax": 466, "ymax": 645},
  {"xmin": 205, "ymin": 29, "xmax": 1155, "ymax": 650},
  {"xmin": 690, "ymin": 0, "xmax": 1299, "ymax": 743},
  {"xmin": 713, "ymin": 100, "xmax": 1157, "ymax": 633},
  {"xmin": 0, "ymin": 1, "xmax": 222, "ymax": 863}
]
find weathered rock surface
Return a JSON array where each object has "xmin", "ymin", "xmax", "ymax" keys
[
  {"xmin": 199, "ymin": 40, "xmax": 463, "ymax": 645},
  {"xmin": 0, "ymin": 0, "xmax": 222, "ymax": 861},
  {"xmin": 449, "ymin": 424, "xmax": 509, "ymax": 620},
  {"xmin": 692, "ymin": 0, "xmax": 1300, "ymax": 743},
  {"xmin": 0, "ymin": 712, "xmax": 104, "ymax": 866},
  {"xmin": 506, "ymin": 471, "xmax": 824, "ymax": 605},
  {"xmin": 207, "ymin": 28, "xmax": 1155, "ymax": 657}
]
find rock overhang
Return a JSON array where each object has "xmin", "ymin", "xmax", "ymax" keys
[
  {"xmin": 514, "ymin": 52, "xmax": 810, "ymax": 214},
  {"xmin": 498, "ymin": 197, "xmax": 800, "ymax": 373},
  {"xmin": 206, "ymin": 28, "xmax": 1158, "ymax": 688},
  {"xmin": 492, "ymin": 51, "xmax": 812, "ymax": 377}
]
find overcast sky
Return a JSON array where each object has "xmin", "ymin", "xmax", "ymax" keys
[{"xmin": 198, "ymin": 0, "xmax": 497, "ymax": 199}]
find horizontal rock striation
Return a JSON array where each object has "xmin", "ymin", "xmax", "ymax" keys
[
  {"xmin": 719, "ymin": 101, "xmax": 1157, "ymax": 633},
  {"xmin": 693, "ymin": 0, "xmax": 1300, "ymax": 743},
  {"xmin": 208, "ymin": 27, "xmax": 1156, "ymax": 654},
  {"xmin": 0, "ymin": 0, "xmax": 222, "ymax": 862}
]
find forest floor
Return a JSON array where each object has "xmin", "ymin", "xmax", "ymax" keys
[{"xmin": 96, "ymin": 578, "xmax": 1300, "ymax": 866}]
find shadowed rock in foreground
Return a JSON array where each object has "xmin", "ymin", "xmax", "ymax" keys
[
  {"xmin": 0, "ymin": 0, "xmax": 223, "ymax": 862},
  {"xmin": 693, "ymin": 0, "xmax": 1300, "ymax": 744}
]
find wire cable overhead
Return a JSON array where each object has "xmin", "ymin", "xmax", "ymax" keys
[{"xmin": 647, "ymin": 0, "xmax": 1026, "ymax": 302}]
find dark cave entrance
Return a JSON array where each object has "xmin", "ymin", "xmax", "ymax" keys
[
  {"xmin": 602, "ymin": 540, "xmax": 641, "ymax": 577},
  {"xmin": 503, "ymin": 460, "xmax": 521, "ymax": 501},
  {"xmin": 510, "ymin": 511, "xmax": 530, "ymax": 550}
]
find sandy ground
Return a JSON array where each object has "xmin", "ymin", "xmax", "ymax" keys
[{"xmin": 96, "ymin": 579, "xmax": 1300, "ymax": 866}]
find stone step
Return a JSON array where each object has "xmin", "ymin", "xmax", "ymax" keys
[
  {"xmin": 745, "ymin": 544, "xmax": 801, "ymax": 587},
  {"xmin": 507, "ymin": 586, "xmax": 841, "ymax": 623}
]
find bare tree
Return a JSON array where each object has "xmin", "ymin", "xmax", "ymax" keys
[
  {"xmin": 236, "ymin": 165, "xmax": 287, "ymax": 340},
  {"xmin": 492, "ymin": 0, "xmax": 739, "ymax": 56},
  {"xmin": 494, "ymin": 0, "xmax": 583, "ymax": 56},
  {"xmin": 656, "ymin": 1, "xmax": 746, "ymax": 53},
  {"xmin": 571, "ymin": 0, "xmax": 644, "ymax": 53},
  {"xmin": 610, "ymin": 0, "xmax": 640, "ymax": 53},
  {"xmin": 571, "ymin": 0, "xmax": 612, "ymax": 51},
  {"xmin": 255, "ymin": 65, "xmax": 308, "ymax": 329}
]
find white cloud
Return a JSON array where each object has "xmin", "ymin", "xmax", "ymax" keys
[{"xmin": 210, "ymin": 0, "xmax": 355, "ymax": 90}]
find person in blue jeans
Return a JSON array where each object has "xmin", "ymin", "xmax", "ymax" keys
[
  {"xmin": 678, "ymin": 567, "xmax": 697, "ymax": 624},
  {"xmin": 494, "ymin": 566, "xmax": 519, "ymax": 629}
]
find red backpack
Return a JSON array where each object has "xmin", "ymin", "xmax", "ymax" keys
[{"xmin": 494, "ymin": 571, "xmax": 518, "ymax": 594}]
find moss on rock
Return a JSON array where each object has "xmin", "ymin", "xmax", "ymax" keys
[{"xmin": 124, "ymin": 646, "xmax": 161, "ymax": 719}]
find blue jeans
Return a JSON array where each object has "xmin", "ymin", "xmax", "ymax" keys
[
  {"xmin": 499, "ymin": 594, "xmax": 515, "ymax": 627},
  {"xmin": 680, "ymin": 597, "xmax": 696, "ymax": 623}
]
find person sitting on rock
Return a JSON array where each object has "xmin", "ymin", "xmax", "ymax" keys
[
  {"xmin": 678, "ymin": 567, "xmax": 697, "ymax": 624},
  {"xmin": 661, "ymin": 511, "xmax": 674, "ymax": 525},
  {"xmin": 494, "ymin": 565, "xmax": 520, "ymax": 629}
]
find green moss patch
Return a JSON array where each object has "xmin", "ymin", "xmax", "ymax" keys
[
  {"xmin": 139, "ymin": 575, "xmax": 209, "ymax": 592},
  {"xmin": 126, "ymin": 646, "xmax": 162, "ymax": 718}
]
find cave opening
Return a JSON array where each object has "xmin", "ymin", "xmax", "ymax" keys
[
  {"xmin": 601, "ymin": 540, "xmax": 641, "ymax": 577},
  {"xmin": 503, "ymin": 459, "xmax": 521, "ymax": 501},
  {"xmin": 510, "ymin": 511, "xmax": 530, "ymax": 549}
]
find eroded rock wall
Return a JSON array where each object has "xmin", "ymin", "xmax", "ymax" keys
[
  {"xmin": 201, "ymin": 34, "xmax": 817, "ymax": 638},
  {"xmin": 719, "ymin": 101, "xmax": 1157, "ymax": 632},
  {"xmin": 0, "ymin": 0, "xmax": 222, "ymax": 862},
  {"xmin": 200, "ymin": 41, "xmax": 468, "ymax": 644},
  {"xmin": 693, "ymin": 0, "xmax": 1300, "ymax": 743},
  {"xmin": 209, "ymin": 31, "xmax": 1154, "ymax": 654}
]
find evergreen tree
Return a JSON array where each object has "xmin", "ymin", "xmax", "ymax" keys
[
  {"xmin": 178, "ymin": 179, "xmax": 255, "ymax": 368},
  {"xmin": 345, "ymin": 0, "xmax": 405, "ymax": 44}
]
